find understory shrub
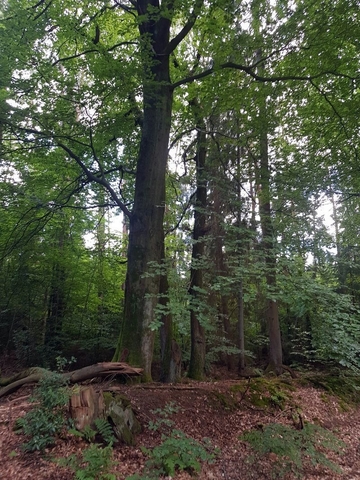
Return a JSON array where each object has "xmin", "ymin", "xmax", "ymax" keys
[
  {"xmin": 126, "ymin": 402, "xmax": 218, "ymax": 479},
  {"xmin": 304, "ymin": 370, "xmax": 360, "ymax": 405},
  {"xmin": 58, "ymin": 444, "xmax": 116, "ymax": 480},
  {"xmin": 16, "ymin": 371, "xmax": 71, "ymax": 451},
  {"xmin": 241, "ymin": 422, "xmax": 345, "ymax": 478},
  {"xmin": 143, "ymin": 429, "xmax": 216, "ymax": 477},
  {"xmin": 69, "ymin": 417, "xmax": 117, "ymax": 446}
]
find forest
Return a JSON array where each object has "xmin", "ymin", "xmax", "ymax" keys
[
  {"xmin": 0, "ymin": 1, "xmax": 360, "ymax": 478},
  {"xmin": 0, "ymin": 0, "xmax": 360, "ymax": 480}
]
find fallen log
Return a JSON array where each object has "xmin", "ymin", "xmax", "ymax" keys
[
  {"xmin": 0, "ymin": 362, "xmax": 143, "ymax": 399},
  {"xmin": 0, "ymin": 367, "xmax": 48, "ymax": 387}
]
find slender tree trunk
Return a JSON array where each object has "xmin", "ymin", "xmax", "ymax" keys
[
  {"xmin": 188, "ymin": 109, "xmax": 207, "ymax": 380},
  {"xmin": 246, "ymin": 34, "xmax": 282, "ymax": 372},
  {"xmin": 44, "ymin": 264, "xmax": 66, "ymax": 348},
  {"xmin": 95, "ymin": 192, "xmax": 108, "ymax": 359},
  {"xmin": 238, "ymin": 280, "xmax": 245, "ymax": 372},
  {"xmin": 209, "ymin": 182, "xmax": 234, "ymax": 370},
  {"xmin": 44, "ymin": 229, "xmax": 67, "ymax": 353},
  {"xmin": 236, "ymin": 145, "xmax": 246, "ymax": 373},
  {"xmin": 96, "ymin": 191, "xmax": 106, "ymax": 313},
  {"xmin": 258, "ymin": 96, "xmax": 283, "ymax": 373},
  {"xmin": 159, "ymin": 271, "xmax": 174, "ymax": 382},
  {"xmin": 329, "ymin": 178, "xmax": 344, "ymax": 290},
  {"xmin": 159, "ymin": 246, "xmax": 181, "ymax": 383}
]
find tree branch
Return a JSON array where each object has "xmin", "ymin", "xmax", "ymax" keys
[
  {"xmin": 33, "ymin": 0, "xmax": 53, "ymax": 21},
  {"xmin": 53, "ymin": 41, "xmax": 137, "ymax": 66},
  {"xmin": 163, "ymin": 0, "xmax": 204, "ymax": 55},
  {"xmin": 165, "ymin": 191, "xmax": 196, "ymax": 235},
  {"xmin": 107, "ymin": 40, "xmax": 137, "ymax": 52},
  {"xmin": 57, "ymin": 142, "xmax": 132, "ymax": 218},
  {"xmin": 114, "ymin": 0, "xmax": 137, "ymax": 15},
  {"xmin": 309, "ymin": 79, "xmax": 359, "ymax": 161},
  {"xmin": 1, "ymin": 207, "xmax": 55, "ymax": 260},
  {"xmin": 52, "ymin": 49, "xmax": 99, "ymax": 66},
  {"xmin": 171, "ymin": 61, "xmax": 359, "ymax": 90}
]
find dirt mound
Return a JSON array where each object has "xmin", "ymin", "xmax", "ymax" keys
[{"xmin": 1, "ymin": 372, "xmax": 360, "ymax": 479}]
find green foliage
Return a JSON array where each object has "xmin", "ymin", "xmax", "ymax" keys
[
  {"xmin": 231, "ymin": 378, "xmax": 293, "ymax": 410},
  {"xmin": 69, "ymin": 418, "xmax": 116, "ymax": 446},
  {"xmin": 148, "ymin": 401, "xmax": 179, "ymax": 431},
  {"xmin": 1, "ymin": 0, "xmax": 360, "ymax": 380},
  {"xmin": 305, "ymin": 371, "xmax": 360, "ymax": 405},
  {"xmin": 144, "ymin": 430, "xmax": 216, "ymax": 477},
  {"xmin": 205, "ymin": 341, "xmax": 243, "ymax": 368},
  {"xmin": 58, "ymin": 444, "xmax": 116, "ymax": 480},
  {"xmin": 56, "ymin": 355, "xmax": 76, "ymax": 372},
  {"xmin": 127, "ymin": 431, "xmax": 217, "ymax": 480},
  {"xmin": 94, "ymin": 418, "xmax": 117, "ymax": 446},
  {"xmin": 127, "ymin": 402, "xmax": 218, "ymax": 479},
  {"xmin": 278, "ymin": 268, "xmax": 360, "ymax": 372},
  {"xmin": 71, "ymin": 425, "xmax": 96, "ymax": 443},
  {"xmin": 17, "ymin": 372, "xmax": 71, "ymax": 452},
  {"xmin": 312, "ymin": 292, "xmax": 360, "ymax": 372},
  {"xmin": 241, "ymin": 422, "xmax": 345, "ymax": 478}
]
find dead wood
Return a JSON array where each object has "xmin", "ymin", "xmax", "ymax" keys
[
  {"xmin": 69, "ymin": 386, "xmax": 141, "ymax": 445},
  {"xmin": 0, "ymin": 362, "xmax": 142, "ymax": 399},
  {"xmin": 0, "ymin": 368, "xmax": 48, "ymax": 387},
  {"xmin": 264, "ymin": 363, "xmax": 298, "ymax": 378},
  {"xmin": 69, "ymin": 385, "xmax": 104, "ymax": 430},
  {"xmin": 131, "ymin": 384, "xmax": 197, "ymax": 390},
  {"xmin": 280, "ymin": 364, "xmax": 298, "ymax": 378}
]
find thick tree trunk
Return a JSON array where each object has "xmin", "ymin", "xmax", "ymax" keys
[
  {"xmin": 114, "ymin": 87, "xmax": 172, "ymax": 381},
  {"xmin": 113, "ymin": 7, "xmax": 173, "ymax": 381}
]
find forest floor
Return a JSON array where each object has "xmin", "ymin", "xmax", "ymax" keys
[{"xmin": 1, "ymin": 366, "xmax": 360, "ymax": 480}]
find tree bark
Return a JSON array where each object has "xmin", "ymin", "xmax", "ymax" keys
[
  {"xmin": 113, "ymin": 4, "xmax": 173, "ymax": 381},
  {"xmin": 209, "ymin": 181, "xmax": 235, "ymax": 371},
  {"xmin": 0, "ymin": 362, "xmax": 142, "ymax": 398},
  {"xmin": 258, "ymin": 87, "xmax": 283, "ymax": 373},
  {"xmin": 44, "ymin": 226, "xmax": 68, "ymax": 353},
  {"xmin": 159, "ymin": 268, "xmax": 181, "ymax": 383},
  {"xmin": 188, "ymin": 107, "xmax": 207, "ymax": 380}
]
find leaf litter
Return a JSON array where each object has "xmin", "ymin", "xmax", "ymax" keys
[{"xmin": 1, "ymin": 368, "xmax": 360, "ymax": 479}]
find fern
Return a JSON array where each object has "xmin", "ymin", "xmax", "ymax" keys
[
  {"xmin": 57, "ymin": 444, "xmax": 116, "ymax": 480},
  {"xmin": 127, "ymin": 404, "xmax": 219, "ymax": 479},
  {"xmin": 241, "ymin": 422, "xmax": 345, "ymax": 478},
  {"xmin": 142, "ymin": 430, "xmax": 217, "ymax": 477},
  {"xmin": 94, "ymin": 418, "xmax": 117, "ymax": 446},
  {"xmin": 69, "ymin": 419, "xmax": 116, "ymax": 446}
]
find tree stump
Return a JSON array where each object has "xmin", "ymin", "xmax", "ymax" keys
[
  {"xmin": 69, "ymin": 386, "xmax": 104, "ymax": 430},
  {"xmin": 69, "ymin": 386, "xmax": 141, "ymax": 445},
  {"xmin": 103, "ymin": 391, "xmax": 141, "ymax": 446}
]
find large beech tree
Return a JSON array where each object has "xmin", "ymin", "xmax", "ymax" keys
[{"xmin": 1, "ymin": 0, "xmax": 359, "ymax": 380}]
